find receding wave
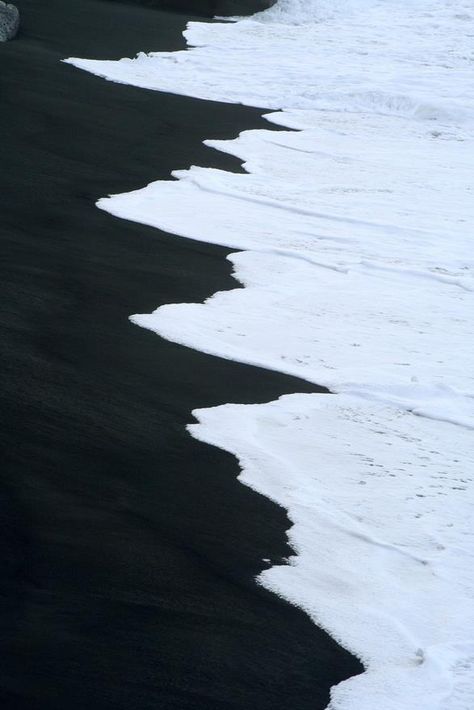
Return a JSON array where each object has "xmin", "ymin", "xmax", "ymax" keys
[{"xmin": 67, "ymin": 1, "xmax": 474, "ymax": 708}]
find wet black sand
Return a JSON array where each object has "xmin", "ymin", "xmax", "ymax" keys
[{"xmin": 0, "ymin": 1, "xmax": 362, "ymax": 708}]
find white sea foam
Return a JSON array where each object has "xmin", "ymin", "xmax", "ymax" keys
[
  {"xmin": 67, "ymin": 1, "xmax": 474, "ymax": 708},
  {"xmin": 190, "ymin": 393, "xmax": 474, "ymax": 710}
]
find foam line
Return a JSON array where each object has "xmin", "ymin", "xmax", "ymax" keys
[{"xmin": 67, "ymin": 1, "xmax": 474, "ymax": 707}]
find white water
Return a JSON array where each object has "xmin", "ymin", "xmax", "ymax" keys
[{"xmin": 67, "ymin": 1, "xmax": 474, "ymax": 708}]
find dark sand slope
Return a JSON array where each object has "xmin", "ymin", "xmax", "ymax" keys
[
  {"xmin": 0, "ymin": 1, "xmax": 362, "ymax": 708},
  {"xmin": 107, "ymin": 0, "xmax": 276, "ymax": 18}
]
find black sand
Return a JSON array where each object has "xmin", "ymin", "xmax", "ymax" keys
[{"xmin": 0, "ymin": 1, "xmax": 362, "ymax": 708}]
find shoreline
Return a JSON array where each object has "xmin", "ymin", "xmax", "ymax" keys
[
  {"xmin": 0, "ymin": 1, "xmax": 362, "ymax": 707},
  {"xmin": 67, "ymin": 4, "xmax": 474, "ymax": 709}
]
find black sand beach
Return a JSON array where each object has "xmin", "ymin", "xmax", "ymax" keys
[{"xmin": 0, "ymin": 1, "xmax": 362, "ymax": 707}]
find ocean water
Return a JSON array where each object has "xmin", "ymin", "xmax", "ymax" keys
[{"xmin": 67, "ymin": 1, "xmax": 474, "ymax": 708}]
